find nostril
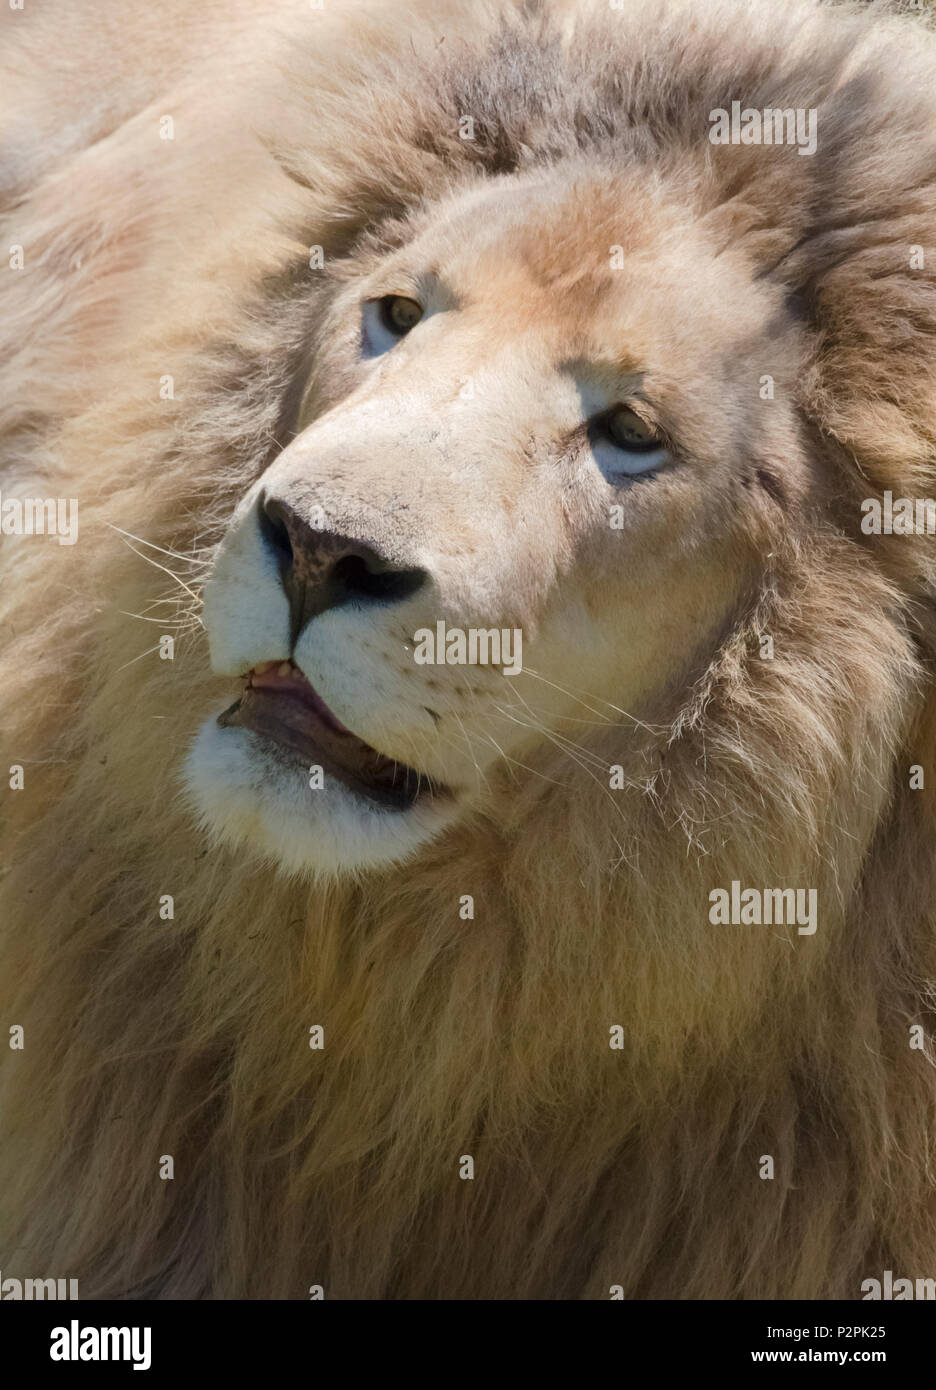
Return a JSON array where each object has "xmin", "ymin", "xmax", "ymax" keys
[
  {"xmin": 258, "ymin": 492, "xmax": 428, "ymax": 625},
  {"xmin": 259, "ymin": 498, "xmax": 294, "ymax": 568},
  {"xmin": 332, "ymin": 553, "xmax": 427, "ymax": 605}
]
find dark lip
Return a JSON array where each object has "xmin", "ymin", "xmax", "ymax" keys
[{"xmin": 217, "ymin": 682, "xmax": 441, "ymax": 812}]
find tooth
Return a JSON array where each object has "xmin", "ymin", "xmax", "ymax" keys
[{"xmin": 278, "ymin": 661, "xmax": 292, "ymax": 676}]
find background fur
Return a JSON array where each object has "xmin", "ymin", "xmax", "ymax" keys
[{"xmin": 1, "ymin": 0, "xmax": 935, "ymax": 1297}]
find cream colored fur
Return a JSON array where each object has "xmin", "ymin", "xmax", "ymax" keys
[{"xmin": 1, "ymin": 0, "xmax": 935, "ymax": 1298}]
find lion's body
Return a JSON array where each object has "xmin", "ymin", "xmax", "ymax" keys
[{"xmin": 1, "ymin": 0, "xmax": 936, "ymax": 1298}]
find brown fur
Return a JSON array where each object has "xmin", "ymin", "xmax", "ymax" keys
[{"xmin": 1, "ymin": 0, "xmax": 936, "ymax": 1298}]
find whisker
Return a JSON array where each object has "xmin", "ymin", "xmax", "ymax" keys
[
  {"xmin": 112, "ymin": 537, "xmax": 203, "ymax": 606},
  {"xmin": 118, "ymin": 611, "xmax": 203, "ymax": 626},
  {"xmin": 450, "ymin": 709, "xmax": 491, "ymax": 796},
  {"xmin": 114, "ymin": 643, "xmax": 164, "ymax": 673},
  {"xmin": 106, "ymin": 524, "xmax": 213, "ymax": 567},
  {"xmin": 520, "ymin": 666, "xmax": 666, "ymax": 735}
]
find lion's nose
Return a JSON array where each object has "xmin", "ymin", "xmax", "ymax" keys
[{"xmin": 259, "ymin": 494, "xmax": 428, "ymax": 639}]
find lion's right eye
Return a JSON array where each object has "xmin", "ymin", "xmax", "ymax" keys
[
  {"xmin": 379, "ymin": 295, "xmax": 423, "ymax": 335},
  {"xmin": 362, "ymin": 295, "xmax": 424, "ymax": 357}
]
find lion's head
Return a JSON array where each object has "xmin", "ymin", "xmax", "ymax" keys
[
  {"xmin": 187, "ymin": 165, "xmax": 778, "ymax": 874},
  {"xmin": 2, "ymin": 0, "xmax": 936, "ymax": 1299}
]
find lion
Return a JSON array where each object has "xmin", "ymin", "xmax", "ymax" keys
[{"xmin": 1, "ymin": 0, "xmax": 935, "ymax": 1300}]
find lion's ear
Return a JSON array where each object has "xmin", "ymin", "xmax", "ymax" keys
[
  {"xmin": 774, "ymin": 64, "xmax": 936, "ymax": 489},
  {"xmin": 748, "ymin": 59, "xmax": 936, "ymax": 646},
  {"xmin": 789, "ymin": 218, "xmax": 936, "ymax": 486}
]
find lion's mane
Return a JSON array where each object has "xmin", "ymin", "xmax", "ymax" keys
[{"xmin": 1, "ymin": 0, "xmax": 935, "ymax": 1297}]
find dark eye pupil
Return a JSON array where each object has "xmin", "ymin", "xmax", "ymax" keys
[
  {"xmin": 607, "ymin": 409, "xmax": 659, "ymax": 452},
  {"xmin": 380, "ymin": 296, "xmax": 421, "ymax": 336}
]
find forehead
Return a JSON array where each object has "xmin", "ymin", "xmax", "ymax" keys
[{"xmin": 397, "ymin": 170, "xmax": 777, "ymax": 370}]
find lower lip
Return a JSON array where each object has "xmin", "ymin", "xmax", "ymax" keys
[
  {"xmin": 217, "ymin": 685, "xmax": 428, "ymax": 811},
  {"xmin": 248, "ymin": 665, "xmax": 352, "ymax": 734}
]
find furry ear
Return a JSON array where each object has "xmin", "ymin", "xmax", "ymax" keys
[
  {"xmin": 778, "ymin": 63, "xmax": 936, "ymax": 488},
  {"xmin": 756, "ymin": 58, "xmax": 936, "ymax": 624}
]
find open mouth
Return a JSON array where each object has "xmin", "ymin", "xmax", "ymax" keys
[{"xmin": 217, "ymin": 660, "xmax": 439, "ymax": 811}]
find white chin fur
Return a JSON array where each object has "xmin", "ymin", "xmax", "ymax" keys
[{"xmin": 183, "ymin": 716, "xmax": 455, "ymax": 878}]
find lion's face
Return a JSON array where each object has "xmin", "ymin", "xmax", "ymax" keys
[{"xmin": 185, "ymin": 168, "xmax": 809, "ymax": 874}]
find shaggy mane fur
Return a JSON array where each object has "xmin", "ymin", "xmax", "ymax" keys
[{"xmin": 1, "ymin": 0, "xmax": 936, "ymax": 1297}]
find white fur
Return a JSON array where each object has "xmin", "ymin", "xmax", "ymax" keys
[
  {"xmin": 183, "ymin": 720, "xmax": 456, "ymax": 879},
  {"xmin": 202, "ymin": 479, "xmax": 291, "ymax": 676},
  {"xmin": 192, "ymin": 483, "xmax": 462, "ymax": 875}
]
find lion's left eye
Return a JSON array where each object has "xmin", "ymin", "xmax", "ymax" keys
[
  {"xmin": 603, "ymin": 406, "xmax": 662, "ymax": 453},
  {"xmin": 589, "ymin": 406, "xmax": 670, "ymax": 478},
  {"xmin": 362, "ymin": 295, "xmax": 423, "ymax": 357}
]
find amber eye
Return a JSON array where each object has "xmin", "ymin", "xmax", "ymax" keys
[
  {"xmin": 378, "ymin": 294, "xmax": 423, "ymax": 337},
  {"xmin": 603, "ymin": 405, "xmax": 662, "ymax": 453}
]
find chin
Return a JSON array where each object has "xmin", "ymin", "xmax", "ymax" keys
[{"xmin": 183, "ymin": 718, "xmax": 458, "ymax": 879}]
